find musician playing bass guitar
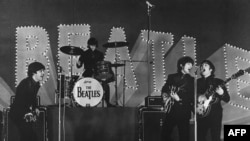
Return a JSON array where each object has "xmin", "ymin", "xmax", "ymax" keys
[
  {"xmin": 197, "ymin": 60, "xmax": 230, "ymax": 141},
  {"xmin": 161, "ymin": 56, "xmax": 194, "ymax": 141}
]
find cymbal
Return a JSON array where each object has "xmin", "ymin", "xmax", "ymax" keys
[
  {"xmin": 103, "ymin": 41, "xmax": 129, "ymax": 48},
  {"xmin": 111, "ymin": 63, "xmax": 125, "ymax": 67},
  {"xmin": 60, "ymin": 46, "xmax": 84, "ymax": 55}
]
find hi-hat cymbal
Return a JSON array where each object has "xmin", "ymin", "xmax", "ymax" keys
[
  {"xmin": 111, "ymin": 63, "xmax": 125, "ymax": 67},
  {"xmin": 103, "ymin": 41, "xmax": 129, "ymax": 48},
  {"xmin": 60, "ymin": 46, "xmax": 84, "ymax": 55}
]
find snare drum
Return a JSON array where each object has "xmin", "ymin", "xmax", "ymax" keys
[
  {"xmin": 73, "ymin": 77, "xmax": 103, "ymax": 107},
  {"xmin": 94, "ymin": 61, "xmax": 113, "ymax": 81}
]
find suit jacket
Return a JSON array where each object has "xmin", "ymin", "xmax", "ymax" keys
[
  {"xmin": 9, "ymin": 77, "xmax": 40, "ymax": 122},
  {"xmin": 161, "ymin": 72, "xmax": 194, "ymax": 119},
  {"xmin": 78, "ymin": 49, "xmax": 104, "ymax": 77},
  {"xmin": 197, "ymin": 75, "xmax": 230, "ymax": 118}
]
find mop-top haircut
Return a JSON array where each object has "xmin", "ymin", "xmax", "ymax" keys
[
  {"xmin": 177, "ymin": 56, "xmax": 194, "ymax": 73},
  {"xmin": 27, "ymin": 62, "xmax": 45, "ymax": 77}
]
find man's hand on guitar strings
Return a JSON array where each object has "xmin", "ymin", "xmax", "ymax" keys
[
  {"xmin": 171, "ymin": 92, "xmax": 181, "ymax": 101},
  {"xmin": 216, "ymin": 86, "xmax": 224, "ymax": 95}
]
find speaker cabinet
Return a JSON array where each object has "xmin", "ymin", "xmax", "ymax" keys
[
  {"xmin": 2, "ymin": 107, "xmax": 47, "ymax": 141},
  {"xmin": 141, "ymin": 110, "xmax": 166, "ymax": 141}
]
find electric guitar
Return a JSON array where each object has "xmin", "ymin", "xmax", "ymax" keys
[
  {"xmin": 162, "ymin": 86, "xmax": 182, "ymax": 113},
  {"xmin": 24, "ymin": 107, "xmax": 39, "ymax": 122},
  {"xmin": 196, "ymin": 68, "xmax": 248, "ymax": 118}
]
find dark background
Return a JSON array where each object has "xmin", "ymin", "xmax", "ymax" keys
[{"xmin": 0, "ymin": 0, "xmax": 250, "ymax": 92}]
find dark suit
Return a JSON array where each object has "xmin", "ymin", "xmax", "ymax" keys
[
  {"xmin": 161, "ymin": 72, "xmax": 194, "ymax": 141},
  {"xmin": 197, "ymin": 76, "xmax": 230, "ymax": 141},
  {"xmin": 78, "ymin": 49, "xmax": 104, "ymax": 77},
  {"xmin": 9, "ymin": 77, "xmax": 40, "ymax": 141}
]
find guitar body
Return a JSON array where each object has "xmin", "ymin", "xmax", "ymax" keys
[
  {"xmin": 197, "ymin": 94, "xmax": 219, "ymax": 118},
  {"xmin": 196, "ymin": 69, "xmax": 246, "ymax": 118},
  {"xmin": 24, "ymin": 108, "xmax": 38, "ymax": 123},
  {"xmin": 162, "ymin": 86, "xmax": 181, "ymax": 113},
  {"xmin": 163, "ymin": 97, "xmax": 174, "ymax": 113}
]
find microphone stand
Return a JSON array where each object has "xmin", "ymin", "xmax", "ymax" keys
[
  {"xmin": 146, "ymin": 3, "xmax": 153, "ymax": 97},
  {"xmin": 58, "ymin": 71, "xmax": 62, "ymax": 141},
  {"xmin": 122, "ymin": 60, "xmax": 126, "ymax": 107},
  {"xmin": 194, "ymin": 68, "xmax": 198, "ymax": 141}
]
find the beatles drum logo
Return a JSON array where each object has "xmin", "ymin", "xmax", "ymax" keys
[{"xmin": 73, "ymin": 77, "xmax": 103, "ymax": 107}]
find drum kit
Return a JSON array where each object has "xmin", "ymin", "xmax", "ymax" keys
[{"xmin": 58, "ymin": 41, "xmax": 128, "ymax": 107}]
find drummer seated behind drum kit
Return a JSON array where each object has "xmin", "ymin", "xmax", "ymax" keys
[{"xmin": 59, "ymin": 37, "xmax": 128, "ymax": 107}]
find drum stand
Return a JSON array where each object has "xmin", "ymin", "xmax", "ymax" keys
[
  {"xmin": 122, "ymin": 61, "xmax": 126, "ymax": 107},
  {"xmin": 66, "ymin": 54, "xmax": 77, "ymax": 107},
  {"xmin": 114, "ymin": 47, "xmax": 119, "ymax": 106},
  {"xmin": 100, "ymin": 80, "xmax": 106, "ymax": 108},
  {"xmin": 114, "ymin": 60, "xmax": 119, "ymax": 106},
  {"xmin": 102, "ymin": 94, "xmax": 106, "ymax": 107},
  {"xmin": 120, "ymin": 60, "xmax": 147, "ymax": 107},
  {"xmin": 58, "ymin": 45, "xmax": 83, "ymax": 141},
  {"xmin": 103, "ymin": 41, "xmax": 129, "ymax": 107}
]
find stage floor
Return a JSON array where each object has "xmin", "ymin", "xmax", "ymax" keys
[{"xmin": 46, "ymin": 107, "xmax": 139, "ymax": 141}]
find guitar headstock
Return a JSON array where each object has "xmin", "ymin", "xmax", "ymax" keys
[
  {"xmin": 231, "ymin": 69, "xmax": 245, "ymax": 79},
  {"xmin": 232, "ymin": 66, "xmax": 250, "ymax": 79},
  {"xmin": 224, "ymin": 68, "xmax": 248, "ymax": 84},
  {"xmin": 244, "ymin": 67, "xmax": 250, "ymax": 74}
]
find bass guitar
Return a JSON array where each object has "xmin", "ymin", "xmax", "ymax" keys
[{"xmin": 196, "ymin": 69, "xmax": 247, "ymax": 118}]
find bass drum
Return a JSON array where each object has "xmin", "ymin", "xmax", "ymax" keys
[{"xmin": 73, "ymin": 77, "xmax": 103, "ymax": 107}]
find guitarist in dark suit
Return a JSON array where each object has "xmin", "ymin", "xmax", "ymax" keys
[
  {"xmin": 161, "ymin": 56, "xmax": 194, "ymax": 141},
  {"xmin": 9, "ymin": 62, "xmax": 45, "ymax": 141},
  {"xmin": 197, "ymin": 60, "xmax": 230, "ymax": 141}
]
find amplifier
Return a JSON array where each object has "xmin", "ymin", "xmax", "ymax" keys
[
  {"xmin": 145, "ymin": 96, "xmax": 163, "ymax": 107},
  {"xmin": 141, "ymin": 110, "xmax": 166, "ymax": 141},
  {"xmin": 2, "ymin": 107, "xmax": 47, "ymax": 141},
  {"xmin": 10, "ymin": 95, "xmax": 40, "ymax": 106}
]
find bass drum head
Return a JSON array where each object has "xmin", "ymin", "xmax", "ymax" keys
[{"xmin": 73, "ymin": 77, "xmax": 103, "ymax": 107}]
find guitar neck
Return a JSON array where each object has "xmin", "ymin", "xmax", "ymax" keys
[
  {"xmin": 203, "ymin": 68, "xmax": 247, "ymax": 97},
  {"xmin": 204, "ymin": 77, "xmax": 232, "ymax": 97}
]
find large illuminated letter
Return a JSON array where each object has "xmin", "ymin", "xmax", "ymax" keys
[
  {"xmin": 58, "ymin": 24, "xmax": 90, "ymax": 76},
  {"xmin": 222, "ymin": 44, "xmax": 250, "ymax": 123},
  {"xmin": 104, "ymin": 27, "xmax": 137, "ymax": 106},
  {"xmin": 16, "ymin": 26, "xmax": 56, "ymax": 105}
]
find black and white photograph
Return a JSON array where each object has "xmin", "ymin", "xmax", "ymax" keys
[{"xmin": 0, "ymin": 0, "xmax": 250, "ymax": 141}]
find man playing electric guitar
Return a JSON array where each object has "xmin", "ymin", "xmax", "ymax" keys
[
  {"xmin": 197, "ymin": 60, "xmax": 230, "ymax": 141},
  {"xmin": 161, "ymin": 56, "xmax": 194, "ymax": 141},
  {"xmin": 162, "ymin": 85, "xmax": 183, "ymax": 113}
]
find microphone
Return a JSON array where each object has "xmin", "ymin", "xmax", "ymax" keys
[
  {"xmin": 194, "ymin": 66, "xmax": 200, "ymax": 75},
  {"xmin": 146, "ymin": 1, "xmax": 155, "ymax": 8}
]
